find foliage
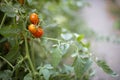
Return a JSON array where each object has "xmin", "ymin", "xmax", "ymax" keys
[{"xmin": 0, "ymin": 0, "xmax": 118, "ymax": 80}]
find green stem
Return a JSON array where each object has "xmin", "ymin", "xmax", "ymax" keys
[
  {"xmin": 0, "ymin": 56, "xmax": 14, "ymax": 69},
  {"xmin": 24, "ymin": 60, "xmax": 32, "ymax": 73},
  {"xmin": 4, "ymin": 0, "xmax": 9, "ymax": 5},
  {"xmin": 30, "ymin": 38, "xmax": 35, "ymax": 67},
  {"xmin": 0, "ymin": 13, "xmax": 7, "ymax": 29},
  {"xmin": 42, "ymin": 37, "xmax": 61, "ymax": 42},
  {"xmin": 24, "ymin": 33, "xmax": 36, "ymax": 76}
]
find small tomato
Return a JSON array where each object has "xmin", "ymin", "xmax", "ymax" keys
[
  {"xmin": 29, "ymin": 13, "xmax": 39, "ymax": 25},
  {"xmin": 28, "ymin": 24, "xmax": 37, "ymax": 34},
  {"xmin": 33, "ymin": 27, "xmax": 44, "ymax": 38}
]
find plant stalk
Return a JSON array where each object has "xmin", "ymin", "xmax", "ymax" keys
[
  {"xmin": 0, "ymin": 13, "xmax": 7, "ymax": 29},
  {"xmin": 30, "ymin": 38, "xmax": 35, "ymax": 67},
  {"xmin": 0, "ymin": 56, "xmax": 14, "ymax": 69},
  {"xmin": 24, "ymin": 33, "xmax": 36, "ymax": 76}
]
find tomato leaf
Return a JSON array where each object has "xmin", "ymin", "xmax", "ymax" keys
[
  {"xmin": 96, "ymin": 60, "xmax": 118, "ymax": 77},
  {"xmin": 27, "ymin": 0, "xmax": 32, "ymax": 5},
  {"xmin": 77, "ymin": 34, "xmax": 84, "ymax": 42},
  {"xmin": 44, "ymin": 64, "xmax": 53, "ymax": 69},
  {"xmin": 38, "ymin": 64, "xmax": 53, "ymax": 80},
  {"xmin": 23, "ymin": 73, "xmax": 32, "ymax": 80},
  {"xmin": 4, "ymin": 40, "xmax": 19, "ymax": 63},
  {"xmin": 73, "ymin": 57, "xmax": 83, "ymax": 78},
  {"xmin": 58, "ymin": 43, "xmax": 70, "ymax": 55},
  {"xmin": 73, "ymin": 56, "xmax": 92, "ymax": 79},
  {"xmin": 61, "ymin": 33, "xmax": 73, "ymax": 40},
  {"xmin": 0, "ymin": 70, "xmax": 12, "ymax": 80},
  {"xmin": 51, "ymin": 47, "xmax": 62, "ymax": 68},
  {"xmin": 40, "ymin": 68, "xmax": 51, "ymax": 80},
  {"xmin": 63, "ymin": 64, "xmax": 74, "ymax": 74},
  {"xmin": 0, "ymin": 4, "xmax": 17, "ymax": 17},
  {"xmin": 0, "ymin": 25, "xmax": 21, "ymax": 38}
]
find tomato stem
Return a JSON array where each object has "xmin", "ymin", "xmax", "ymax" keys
[
  {"xmin": 4, "ymin": 0, "xmax": 9, "ymax": 5},
  {"xmin": 0, "ymin": 56, "xmax": 14, "ymax": 69},
  {"xmin": 42, "ymin": 37, "xmax": 61, "ymax": 42},
  {"xmin": 24, "ymin": 33, "xmax": 36, "ymax": 76},
  {"xmin": 0, "ymin": 13, "xmax": 7, "ymax": 29},
  {"xmin": 30, "ymin": 38, "xmax": 35, "ymax": 68}
]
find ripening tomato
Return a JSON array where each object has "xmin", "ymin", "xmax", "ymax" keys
[
  {"xmin": 18, "ymin": 0, "xmax": 24, "ymax": 5},
  {"xmin": 29, "ymin": 13, "xmax": 39, "ymax": 24},
  {"xmin": 28, "ymin": 24, "xmax": 37, "ymax": 34},
  {"xmin": 33, "ymin": 27, "xmax": 44, "ymax": 38}
]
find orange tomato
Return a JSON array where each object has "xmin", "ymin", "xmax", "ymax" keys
[
  {"xmin": 28, "ymin": 24, "xmax": 37, "ymax": 34},
  {"xmin": 29, "ymin": 13, "xmax": 39, "ymax": 25}
]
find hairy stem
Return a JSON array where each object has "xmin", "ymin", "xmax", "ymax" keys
[
  {"xmin": 24, "ymin": 33, "xmax": 36, "ymax": 76},
  {"xmin": 0, "ymin": 56, "xmax": 14, "ymax": 69},
  {"xmin": 0, "ymin": 13, "xmax": 7, "ymax": 29},
  {"xmin": 30, "ymin": 38, "xmax": 35, "ymax": 68}
]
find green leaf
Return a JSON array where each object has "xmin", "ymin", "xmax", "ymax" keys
[
  {"xmin": 73, "ymin": 57, "xmax": 92, "ymax": 79},
  {"xmin": 73, "ymin": 57, "xmax": 83, "ymax": 78},
  {"xmin": 4, "ymin": 41, "xmax": 19, "ymax": 63},
  {"xmin": 44, "ymin": 64, "xmax": 53, "ymax": 69},
  {"xmin": 0, "ymin": 70, "xmax": 12, "ymax": 80},
  {"xmin": 27, "ymin": 0, "xmax": 32, "ymax": 5},
  {"xmin": 83, "ymin": 58, "xmax": 92, "ymax": 73},
  {"xmin": 89, "ymin": 69, "xmax": 95, "ymax": 77},
  {"xmin": 51, "ymin": 47, "xmax": 62, "ymax": 68},
  {"xmin": 58, "ymin": 43, "xmax": 70, "ymax": 55},
  {"xmin": 38, "ymin": 64, "xmax": 53, "ymax": 80},
  {"xmin": 0, "ymin": 25, "xmax": 21, "ymax": 38},
  {"xmin": 23, "ymin": 73, "xmax": 32, "ymax": 80},
  {"xmin": 40, "ymin": 68, "xmax": 51, "ymax": 80},
  {"xmin": 77, "ymin": 34, "xmax": 84, "ymax": 42},
  {"xmin": 0, "ymin": 4, "xmax": 17, "ymax": 17},
  {"xmin": 63, "ymin": 64, "xmax": 74, "ymax": 74},
  {"xmin": 61, "ymin": 33, "xmax": 73, "ymax": 40},
  {"xmin": 96, "ymin": 60, "xmax": 118, "ymax": 77}
]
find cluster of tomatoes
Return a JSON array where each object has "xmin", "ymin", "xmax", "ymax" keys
[{"xmin": 28, "ymin": 13, "xmax": 44, "ymax": 38}]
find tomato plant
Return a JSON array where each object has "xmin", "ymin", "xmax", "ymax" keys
[{"xmin": 0, "ymin": 0, "xmax": 118, "ymax": 80}]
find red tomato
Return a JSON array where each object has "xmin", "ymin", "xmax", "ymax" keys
[
  {"xmin": 33, "ymin": 27, "xmax": 44, "ymax": 38},
  {"xmin": 29, "ymin": 13, "xmax": 39, "ymax": 25}
]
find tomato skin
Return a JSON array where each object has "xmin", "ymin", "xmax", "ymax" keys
[
  {"xmin": 18, "ymin": 0, "xmax": 24, "ymax": 5},
  {"xmin": 28, "ymin": 24, "xmax": 37, "ymax": 34},
  {"xmin": 33, "ymin": 28, "xmax": 44, "ymax": 38},
  {"xmin": 29, "ymin": 13, "xmax": 39, "ymax": 25}
]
